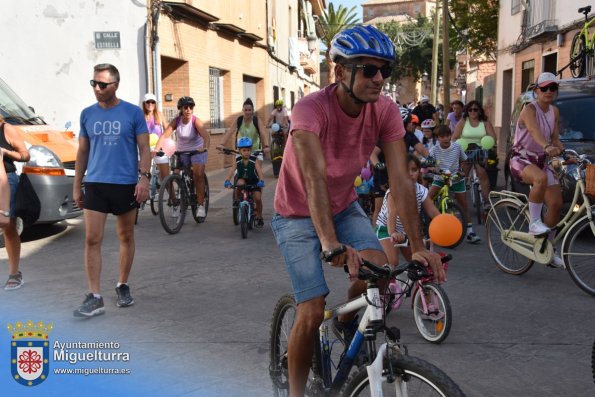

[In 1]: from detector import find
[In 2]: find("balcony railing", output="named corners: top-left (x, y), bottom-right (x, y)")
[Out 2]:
top-left (524, 0), bottom-right (557, 39)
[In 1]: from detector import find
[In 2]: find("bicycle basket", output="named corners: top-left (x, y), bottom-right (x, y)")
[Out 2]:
top-left (169, 154), bottom-right (180, 170)
top-left (586, 164), bottom-right (595, 198)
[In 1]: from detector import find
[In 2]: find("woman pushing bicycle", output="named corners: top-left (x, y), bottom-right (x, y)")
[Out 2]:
top-left (509, 72), bottom-right (564, 267)
top-left (223, 137), bottom-right (265, 227)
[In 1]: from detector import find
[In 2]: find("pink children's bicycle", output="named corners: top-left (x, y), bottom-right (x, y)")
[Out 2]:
top-left (384, 252), bottom-right (452, 344)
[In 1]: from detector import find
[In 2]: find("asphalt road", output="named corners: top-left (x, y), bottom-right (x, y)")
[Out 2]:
top-left (1, 163), bottom-right (594, 396)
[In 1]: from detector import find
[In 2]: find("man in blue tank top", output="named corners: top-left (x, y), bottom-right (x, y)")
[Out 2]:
top-left (73, 63), bottom-right (150, 317)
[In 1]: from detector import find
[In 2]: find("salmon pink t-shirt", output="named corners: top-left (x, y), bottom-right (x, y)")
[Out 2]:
top-left (274, 84), bottom-right (404, 217)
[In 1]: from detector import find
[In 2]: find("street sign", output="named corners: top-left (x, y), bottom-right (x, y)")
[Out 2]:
top-left (94, 32), bottom-right (121, 50)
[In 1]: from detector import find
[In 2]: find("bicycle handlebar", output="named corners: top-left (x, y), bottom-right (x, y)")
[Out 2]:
top-left (356, 254), bottom-right (452, 282)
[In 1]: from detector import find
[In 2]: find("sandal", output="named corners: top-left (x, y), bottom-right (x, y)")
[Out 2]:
top-left (4, 271), bottom-right (23, 291)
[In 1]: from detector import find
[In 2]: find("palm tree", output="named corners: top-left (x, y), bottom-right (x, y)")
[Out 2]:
top-left (319, 2), bottom-right (359, 84)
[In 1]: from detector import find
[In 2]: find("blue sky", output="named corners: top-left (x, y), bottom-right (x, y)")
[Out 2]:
top-left (330, 0), bottom-right (364, 22)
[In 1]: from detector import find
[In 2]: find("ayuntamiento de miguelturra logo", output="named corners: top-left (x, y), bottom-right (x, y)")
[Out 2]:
top-left (7, 320), bottom-right (52, 386)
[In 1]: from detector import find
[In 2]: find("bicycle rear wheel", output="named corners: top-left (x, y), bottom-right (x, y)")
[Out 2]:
top-left (486, 200), bottom-right (534, 275)
top-left (570, 32), bottom-right (587, 78)
top-left (341, 352), bottom-right (465, 397)
top-left (413, 283), bottom-right (452, 344)
top-left (158, 174), bottom-right (187, 234)
top-left (562, 216), bottom-right (595, 297)
top-left (270, 295), bottom-right (295, 397)
top-left (441, 199), bottom-right (466, 248)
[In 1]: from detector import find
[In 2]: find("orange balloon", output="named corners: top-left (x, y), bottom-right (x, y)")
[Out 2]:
top-left (429, 214), bottom-right (463, 247)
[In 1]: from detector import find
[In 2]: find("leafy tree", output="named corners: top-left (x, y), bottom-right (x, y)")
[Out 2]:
top-left (448, 0), bottom-right (499, 60)
top-left (319, 2), bottom-right (359, 83)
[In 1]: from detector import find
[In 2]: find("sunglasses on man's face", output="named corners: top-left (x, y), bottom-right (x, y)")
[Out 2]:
top-left (90, 80), bottom-right (117, 90)
top-left (539, 84), bottom-right (559, 92)
top-left (348, 64), bottom-right (392, 79)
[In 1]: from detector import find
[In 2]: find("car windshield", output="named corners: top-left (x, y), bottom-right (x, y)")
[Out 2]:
top-left (0, 78), bottom-right (43, 125)
top-left (556, 97), bottom-right (595, 141)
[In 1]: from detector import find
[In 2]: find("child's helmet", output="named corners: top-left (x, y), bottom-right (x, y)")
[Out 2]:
top-left (421, 119), bottom-right (436, 129)
top-left (237, 137), bottom-right (253, 149)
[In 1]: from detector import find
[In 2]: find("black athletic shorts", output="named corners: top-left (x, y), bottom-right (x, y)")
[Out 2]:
top-left (83, 183), bottom-right (137, 215)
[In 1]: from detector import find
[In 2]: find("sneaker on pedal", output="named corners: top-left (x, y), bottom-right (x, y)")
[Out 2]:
top-left (172, 206), bottom-right (180, 218)
top-left (548, 251), bottom-right (565, 269)
top-left (197, 205), bottom-right (206, 217)
top-left (73, 293), bottom-right (105, 317)
top-left (466, 232), bottom-right (481, 244)
top-left (529, 219), bottom-right (550, 235)
top-left (115, 284), bottom-right (135, 307)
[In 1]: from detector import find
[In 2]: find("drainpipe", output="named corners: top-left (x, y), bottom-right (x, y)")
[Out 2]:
top-left (150, 0), bottom-right (163, 111)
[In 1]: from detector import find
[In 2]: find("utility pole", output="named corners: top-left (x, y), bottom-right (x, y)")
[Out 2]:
top-left (431, 1), bottom-right (440, 105)
top-left (442, 0), bottom-right (450, 109)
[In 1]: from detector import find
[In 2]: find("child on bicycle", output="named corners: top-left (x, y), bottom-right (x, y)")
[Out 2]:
top-left (428, 125), bottom-right (480, 243)
top-left (376, 154), bottom-right (440, 265)
top-left (224, 137), bottom-right (266, 226)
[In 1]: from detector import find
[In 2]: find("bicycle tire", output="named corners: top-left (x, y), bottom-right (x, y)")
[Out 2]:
top-left (570, 32), bottom-right (587, 78)
top-left (150, 197), bottom-right (159, 216)
top-left (340, 352), bottom-right (465, 397)
top-left (441, 199), bottom-right (466, 248)
top-left (473, 182), bottom-right (482, 225)
top-left (158, 174), bottom-right (187, 234)
top-left (485, 199), bottom-right (534, 275)
top-left (271, 138), bottom-right (283, 178)
top-left (232, 196), bottom-right (240, 226)
top-left (240, 205), bottom-right (249, 239)
top-left (413, 283), bottom-right (452, 344)
top-left (270, 295), bottom-right (296, 397)
top-left (592, 337), bottom-right (595, 384)
top-left (192, 174), bottom-right (209, 223)
top-left (562, 215), bottom-right (595, 297)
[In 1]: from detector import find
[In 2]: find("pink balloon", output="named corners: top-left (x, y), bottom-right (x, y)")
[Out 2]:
top-left (161, 138), bottom-right (176, 157)
top-left (361, 167), bottom-right (372, 181)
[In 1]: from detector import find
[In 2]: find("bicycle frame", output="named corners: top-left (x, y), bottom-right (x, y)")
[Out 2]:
top-left (488, 168), bottom-right (594, 263)
top-left (579, 13), bottom-right (595, 51)
top-left (319, 285), bottom-right (385, 394)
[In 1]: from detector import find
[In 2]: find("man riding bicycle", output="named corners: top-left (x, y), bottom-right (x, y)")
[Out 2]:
top-left (270, 25), bottom-right (445, 397)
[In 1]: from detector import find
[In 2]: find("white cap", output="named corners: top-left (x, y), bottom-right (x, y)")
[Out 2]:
top-left (420, 95), bottom-right (429, 103)
top-left (536, 72), bottom-right (558, 87)
top-left (143, 93), bottom-right (157, 102)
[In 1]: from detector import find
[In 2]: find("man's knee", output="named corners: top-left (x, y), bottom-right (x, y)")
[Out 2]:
top-left (296, 297), bottom-right (325, 331)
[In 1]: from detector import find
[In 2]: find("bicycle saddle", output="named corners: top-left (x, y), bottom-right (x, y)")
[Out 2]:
top-left (579, 6), bottom-right (591, 15)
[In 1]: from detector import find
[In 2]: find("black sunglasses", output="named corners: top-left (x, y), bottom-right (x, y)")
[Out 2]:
top-left (145, 100), bottom-right (156, 104)
top-left (90, 80), bottom-right (117, 89)
top-left (182, 105), bottom-right (194, 110)
top-left (467, 108), bottom-right (480, 112)
top-left (347, 64), bottom-right (392, 79)
top-left (538, 84), bottom-right (558, 92)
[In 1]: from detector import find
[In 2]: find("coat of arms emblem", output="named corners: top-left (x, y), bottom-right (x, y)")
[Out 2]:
top-left (7, 320), bottom-right (53, 386)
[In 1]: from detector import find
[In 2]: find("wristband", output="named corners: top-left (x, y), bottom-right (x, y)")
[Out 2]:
top-left (320, 245), bottom-right (346, 262)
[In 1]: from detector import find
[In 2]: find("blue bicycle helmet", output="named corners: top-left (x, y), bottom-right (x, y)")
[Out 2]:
top-left (330, 25), bottom-right (395, 63)
top-left (237, 137), bottom-right (253, 149)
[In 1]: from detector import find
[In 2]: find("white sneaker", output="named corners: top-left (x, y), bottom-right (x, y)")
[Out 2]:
top-left (529, 219), bottom-right (550, 235)
top-left (548, 252), bottom-right (565, 269)
top-left (197, 205), bottom-right (206, 217)
top-left (172, 206), bottom-right (180, 218)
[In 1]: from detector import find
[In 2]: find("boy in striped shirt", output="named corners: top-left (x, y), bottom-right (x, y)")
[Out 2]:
top-left (428, 125), bottom-right (480, 243)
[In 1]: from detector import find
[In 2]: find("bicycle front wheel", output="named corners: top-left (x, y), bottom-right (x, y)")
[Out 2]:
top-left (271, 138), bottom-right (284, 178)
top-left (562, 216), bottom-right (595, 297)
top-left (269, 295), bottom-right (296, 397)
top-left (240, 204), bottom-right (249, 239)
top-left (158, 174), bottom-right (187, 234)
top-left (473, 182), bottom-right (483, 225)
top-left (570, 32), bottom-right (587, 78)
top-left (341, 353), bottom-right (465, 397)
top-left (486, 200), bottom-right (534, 275)
top-left (413, 283), bottom-right (452, 344)
top-left (441, 199), bottom-right (466, 248)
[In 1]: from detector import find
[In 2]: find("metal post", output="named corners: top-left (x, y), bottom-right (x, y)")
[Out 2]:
top-left (442, 0), bottom-right (450, 109)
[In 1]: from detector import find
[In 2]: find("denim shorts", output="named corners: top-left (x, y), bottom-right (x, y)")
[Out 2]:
top-left (7, 172), bottom-right (18, 217)
top-left (271, 201), bottom-right (383, 304)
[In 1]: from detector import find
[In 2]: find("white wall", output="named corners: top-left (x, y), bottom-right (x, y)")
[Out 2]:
top-left (0, 0), bottom-right (148, 130)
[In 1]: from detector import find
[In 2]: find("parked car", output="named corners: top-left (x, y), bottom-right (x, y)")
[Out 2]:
top-left (504, 77), bottom-right (595, 198)
top-left (0, 77), bottom-right (82, 227)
